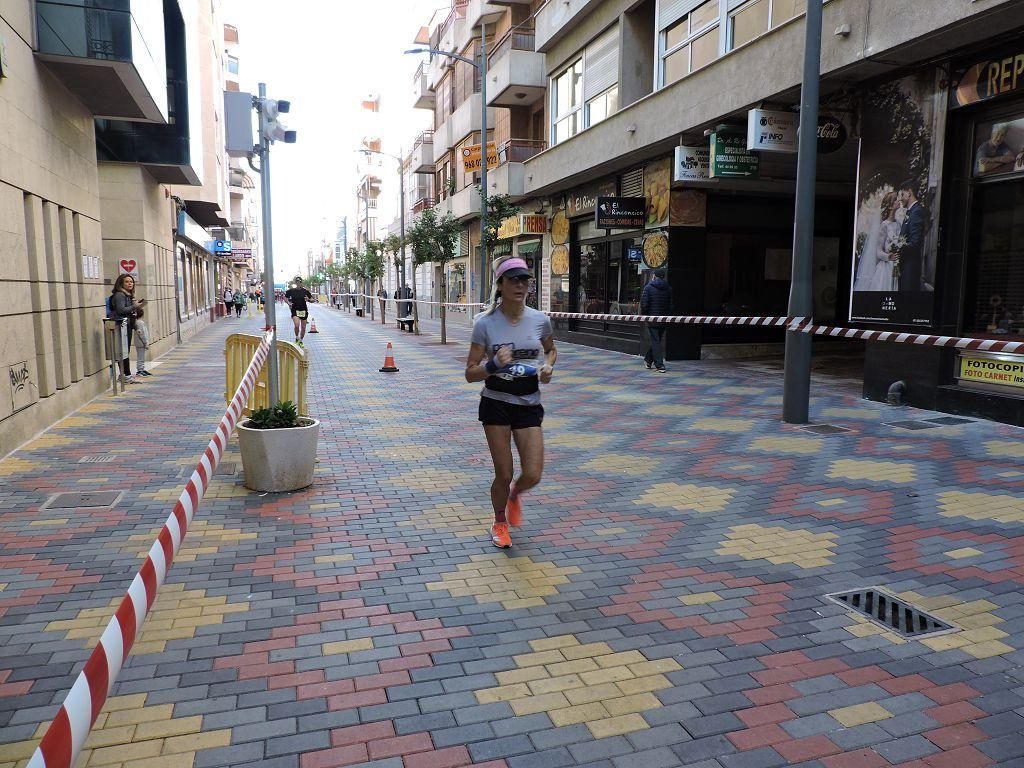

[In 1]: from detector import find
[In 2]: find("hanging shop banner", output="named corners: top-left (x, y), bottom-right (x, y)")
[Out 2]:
top-left (817, 115), bottom-right (848, 154)
top-left (952, 45), bottom-right (1024, 108)
top-left (850, 69), bottom-right (946, 326)
top-left (747, 109), bottom-right (798, 152)
top-left (497, 214), bottom-right (548, 239)
top-left (566, 179), bottom-right (616, 218)
top-left (709, 132), bottom-right (759, 179)
top-left (644, 157), bottom-right (671, 229)
top-left (673, 145), bottom-right (710, 182)
top-left (595, 196), bottom-right (646, 229)
top-left (461, 142), bottom-right (499, 172)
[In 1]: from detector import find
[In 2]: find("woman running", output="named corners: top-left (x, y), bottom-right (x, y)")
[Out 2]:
top-left (466, 257), bottom-right (556, 548)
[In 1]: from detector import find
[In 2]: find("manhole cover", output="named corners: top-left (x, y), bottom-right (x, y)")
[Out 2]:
top-left (44, 491), bottom-right (121, 510)
top-left (884, 420), bottom-right (940, 430)
top-left (799, 424), bottom-right (852, 435)
top-left (78, 454), bottom-right (119, 463)
top-left (827, 587), bottom-right (955, 639)
top-left (924, 416), bottom-right (974, 426)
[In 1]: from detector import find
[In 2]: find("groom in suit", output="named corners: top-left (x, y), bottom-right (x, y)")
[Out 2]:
top-left (896, 180), bottom-right (926, 292)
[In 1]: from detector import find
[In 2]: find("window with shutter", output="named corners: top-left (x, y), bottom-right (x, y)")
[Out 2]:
top-left (583, 26), bottom-right (618, 102)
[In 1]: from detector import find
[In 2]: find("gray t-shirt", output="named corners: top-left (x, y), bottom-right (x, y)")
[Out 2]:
top-left (471, 306), bottom-right (553, 406)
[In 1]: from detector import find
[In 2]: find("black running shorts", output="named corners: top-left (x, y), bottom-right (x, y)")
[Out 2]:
top-left (478, 397), bottom-right (544, 430)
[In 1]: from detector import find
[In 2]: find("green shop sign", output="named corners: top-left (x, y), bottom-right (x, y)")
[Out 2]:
top-left (710, 132), bottom-right (759, 179)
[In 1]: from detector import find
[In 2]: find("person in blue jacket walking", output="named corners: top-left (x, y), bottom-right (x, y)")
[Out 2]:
top-left (640, 268), bottom-right (672, 372)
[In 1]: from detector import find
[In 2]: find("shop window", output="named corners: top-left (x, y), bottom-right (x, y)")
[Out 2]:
top-left (730, 0), bottom-right (768, 48)
top-left (964, 180), bottom-right (1024, 336)
top-left (586, 86), bottom-right (619, 128)
top-left (770, 0), bottom-right (806, 28)
top-left (661, 0), bottom-right (720, 86)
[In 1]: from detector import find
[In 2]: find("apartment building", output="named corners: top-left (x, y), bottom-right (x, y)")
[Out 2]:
top-left (411, 0), bottom-right (1024, 425)
top-left (1, 0), bottom-right (245, 450)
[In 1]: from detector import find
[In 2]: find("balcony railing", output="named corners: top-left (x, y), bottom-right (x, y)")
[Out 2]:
top-left (435, 0), bottom-right (469, 58)
top-left (413, 197), bottom-right (436, 214)
top-left (413, 130), bottom-right (434, 150)
top-left (501, 138), bottom-right (546, 164)
top-left (489, 28), bottom-right (536, 62)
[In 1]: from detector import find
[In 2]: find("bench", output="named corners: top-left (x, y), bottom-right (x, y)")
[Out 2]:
top-left (396, 316), bottom-right (415, 333)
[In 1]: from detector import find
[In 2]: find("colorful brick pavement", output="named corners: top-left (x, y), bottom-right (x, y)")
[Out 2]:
top-left (2, 305), bottom-right (1024, 768)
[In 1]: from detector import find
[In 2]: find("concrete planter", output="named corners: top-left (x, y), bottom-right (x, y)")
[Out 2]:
top-left (237, 418), bottom-right (319, 492)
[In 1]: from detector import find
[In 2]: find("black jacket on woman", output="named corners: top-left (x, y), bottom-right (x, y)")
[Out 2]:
top-left (110, 290), bottom-right (139, 329)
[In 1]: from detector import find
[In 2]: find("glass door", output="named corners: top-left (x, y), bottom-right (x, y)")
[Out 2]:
top-left (963, 179), bottom-right (1024, 337)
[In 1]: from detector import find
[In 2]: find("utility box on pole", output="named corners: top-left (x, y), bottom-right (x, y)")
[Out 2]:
top-left (224, 91), bottom-right (254, 157)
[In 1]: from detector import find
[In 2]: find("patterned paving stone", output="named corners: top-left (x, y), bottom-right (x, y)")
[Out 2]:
top-left (3, 306), bottom-right (1024, 768)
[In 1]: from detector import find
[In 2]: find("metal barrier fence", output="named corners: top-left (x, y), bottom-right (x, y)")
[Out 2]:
top-left (225, 332), bottom-right (309, 416)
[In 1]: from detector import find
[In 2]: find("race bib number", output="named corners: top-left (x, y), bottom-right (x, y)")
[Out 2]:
top-left (296, 310), bottom-right (307, 319)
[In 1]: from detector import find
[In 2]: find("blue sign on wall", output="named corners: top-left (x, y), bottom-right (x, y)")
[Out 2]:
top-left (626, 246), bottom-right (643, 263)
top-left (210, 240), bottom-right (233, 254)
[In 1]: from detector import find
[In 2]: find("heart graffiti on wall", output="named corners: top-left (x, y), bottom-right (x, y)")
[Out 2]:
top-left (119, 259), bottom-right (138, 275)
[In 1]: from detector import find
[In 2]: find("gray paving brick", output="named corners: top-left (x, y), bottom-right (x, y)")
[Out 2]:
top-left (873, 734), bottom-right (941, 763)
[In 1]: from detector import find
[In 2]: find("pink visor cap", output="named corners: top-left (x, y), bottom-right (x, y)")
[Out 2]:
top-left (495, 258), bottom-right (531, 280)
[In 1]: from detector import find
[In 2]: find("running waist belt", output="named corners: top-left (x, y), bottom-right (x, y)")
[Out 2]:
top-left (486, 363), bottom-right (539, 397)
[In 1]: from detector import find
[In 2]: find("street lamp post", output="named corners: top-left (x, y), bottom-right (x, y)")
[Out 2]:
top-left (405, 34), bottom-right (490, 304)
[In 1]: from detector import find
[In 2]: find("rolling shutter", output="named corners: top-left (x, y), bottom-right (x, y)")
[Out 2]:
top-left (583, 26), bottom-right (619, 101)
top-left (621, 168), bottom-right (643, 198)
top-left (658, 0), bottom-right (709, 30)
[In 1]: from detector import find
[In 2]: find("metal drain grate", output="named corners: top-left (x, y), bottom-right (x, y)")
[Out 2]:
top-left (78, 454), bottom-right (119, 463)
top-left (924, 416), bottom-right (974, 426)
top-left (799, 424), bottom-right (853, 435)
top-left (884, 420), bottom-right (940, 431)
top-left (827, 587), bottom-right (955, 638)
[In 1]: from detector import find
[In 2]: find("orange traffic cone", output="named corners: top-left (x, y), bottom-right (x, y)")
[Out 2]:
top-left (308, 318), bottom-right (319, 333)
top-left (379, 342), bottom-right (399, 373)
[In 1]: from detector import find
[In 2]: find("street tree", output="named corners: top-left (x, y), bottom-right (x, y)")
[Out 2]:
top-left (382, 233), bottom-right (404, 303)
top-left (406, 206), bottom-right (461, 342)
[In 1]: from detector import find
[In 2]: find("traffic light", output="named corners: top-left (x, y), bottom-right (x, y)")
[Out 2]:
top-left (262, 98), bottom-right (297, 144)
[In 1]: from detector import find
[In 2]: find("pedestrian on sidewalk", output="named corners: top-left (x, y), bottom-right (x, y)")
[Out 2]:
top-left (377, 287), bottom-right (387, 320)
top-left (233, 288), bottom-right (246, 317)
top-left (465, 256), bottom-right (557, 549)
top-left (641, 268), bottom-right (673, 373)
top-left (285, 278), bottom-right (314, 347)
top-left (134, 307), bottom-right (152, 376)
top-left (221, 286), bottom-right (233, 317)
top-left (110, 274), bottom-right (146, 384)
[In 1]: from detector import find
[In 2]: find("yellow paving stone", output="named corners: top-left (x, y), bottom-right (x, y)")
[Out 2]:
top-left (162, 729), bottom-right (233, 754)
top-left (583, 453), bottom-right (657, 476)
top-left (628, 659), bottom-right (682, 676)
top-left (546, 432), bottom-right (613, 449)
top-left (816, 498), bottom-right (847, 508)
top-left (938, 491), bottom-right (1024, 524)
top-left (0, 456), bottom-right (39, 477)
top-left (528, 674), bottom-right (585, 695)
top-left (105, 704), bottom-right (175, 727)
top-left (549, 702), bottom-right (611, 726)
top-left (959, 627), bottom-right (1009, 643)
top-left (648, 404), bottom-right (702, 416)
top-left (716, 523), bottom-right (837, 569)
top-left (985, 440), bottom-right (1024, 458)
top-left (79, 725), bottom-right (136, 749)
top-left (476, 683), bottom-right (533, 703)
top-left (529, 635), bottom-right (580, 651)
top-left (88, 739), bottom-right (164, 766)
top-left (565, 683), bottom-right (623, 705)
top-left (581, 665), bottom-right (635, 685)
top-left (964, 640), bottom-right (1014, 659)
top-left (680, 592), bottom-right (721, 605)
top-left (389, 467), bottom-right (474, 493)
top-left (495, 666), bottom-right (550, 686)
top-left (604, 692), bottom-right (663, 716)
top-left (749, 435), bottom-right (824, 455)
top-left (616, 674), bottom-right (673, 695)
top-left (945, 547), bottom-right (984, 559)
top-left (691, 417), bottom-right (755, 433)
top-left (634, 482), bottom-right (735, 514)
top-left (595, 650), bottom-right (648, 667)
top-left (561, 642), bottom-right (614, 661)
top-left (513, 649), bottom-right (566, 667)
top-left (829, 702), bottom-right (893, 727)
top-left (595, 527), bottom-right (629, 536)
top-left (509, 692), bottom-right (572, 716)
top-left (546, 658), bottom-right (600, 677)
top-left (828, 458), bottom-right (916, 483)
top-left (323, 637), bottom-right (375, 654)
top-left (133, 716), bottom-right (203, 740)
top-left (426, 553), bottom-right (577, 610)
top-left (588, 714), bottom-right (650, 738)
top-left (920, 634), bottom-right (971, 652)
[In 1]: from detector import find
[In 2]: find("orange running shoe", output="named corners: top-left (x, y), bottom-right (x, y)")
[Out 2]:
top-left (491, 522), bottom-right (512, 549)
top-left (506, 485), bottom-right (522, 528)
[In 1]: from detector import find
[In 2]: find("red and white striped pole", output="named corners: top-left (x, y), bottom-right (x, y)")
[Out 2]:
top-left (27, 330), bottom-right (273, 768)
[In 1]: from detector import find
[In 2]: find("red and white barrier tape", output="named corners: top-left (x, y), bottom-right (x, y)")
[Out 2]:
top-left (547, 312), bottom-right (805, 327)
top-left (27, 330), bottom-right (274, 768)
top-left (792, 322), bottom-right (1024, 354)
top-left (331, 293), bottom-right (485, 309)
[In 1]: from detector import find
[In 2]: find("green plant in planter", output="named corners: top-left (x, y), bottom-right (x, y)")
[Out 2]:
top-left (247, 401), bottom-right (300, 430)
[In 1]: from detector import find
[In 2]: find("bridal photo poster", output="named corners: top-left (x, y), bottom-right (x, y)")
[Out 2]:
top-left (850, 69), bottom-right (947, 326)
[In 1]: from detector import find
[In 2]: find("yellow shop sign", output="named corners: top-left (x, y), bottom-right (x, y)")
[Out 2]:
top-left (958, 353), bottom-right (1024, 389)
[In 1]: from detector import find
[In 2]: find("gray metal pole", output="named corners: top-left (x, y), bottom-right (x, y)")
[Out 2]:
top-left (782, 1), bottom-right (823, 425)
top-left (258, 82), bottom-right (280, 405)
top-left (398, 152), bottom-right (407, 290)
top-left (478, 22), bottom-right (488, 304)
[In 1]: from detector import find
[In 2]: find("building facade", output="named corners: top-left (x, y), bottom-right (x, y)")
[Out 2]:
top-left (408, 0), bottom-right (1024, 426)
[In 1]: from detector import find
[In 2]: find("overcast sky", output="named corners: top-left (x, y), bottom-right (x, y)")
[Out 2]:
top-left (224, 0), bottom-right (439, 280)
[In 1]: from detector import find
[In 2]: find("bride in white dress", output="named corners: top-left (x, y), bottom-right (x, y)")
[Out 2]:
top-left (853, 191), bottom-right (901, 292)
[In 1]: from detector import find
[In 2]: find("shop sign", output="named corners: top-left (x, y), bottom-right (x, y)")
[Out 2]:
top-left (210, 239), bottom-right (232, 254)
top-left (953, 47), bottom-right (1024, 108)
top-left (566, 179), bottom-right (616, 218)
top-left (595, 196), bottom-right (646, 229)
top-left (710, 132), bottom-right (759, 179)
top-left (817, 115), bottom-right (847, 154)
top-left (461, 141), bottom-right (499, 172)
top-left (626, 246), bottom-right (643, 263)
top-left (747, 109), bottom-right (798, 152)
top-left (673, 145), bottom-right (709, 182)
top-left (233, 247), bottom-right (253, 258)
top-left (957, 353), bottom-right (1024, 390)
top-left (496, 214), bottom-right (548, 239)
